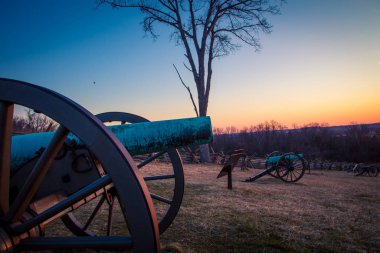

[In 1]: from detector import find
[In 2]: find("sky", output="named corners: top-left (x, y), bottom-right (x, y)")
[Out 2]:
top-left (1, 0), bottom-right (379, 129)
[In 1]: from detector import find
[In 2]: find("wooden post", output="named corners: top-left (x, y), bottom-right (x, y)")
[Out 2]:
top-left (227, 169), bottom-right (232, 190)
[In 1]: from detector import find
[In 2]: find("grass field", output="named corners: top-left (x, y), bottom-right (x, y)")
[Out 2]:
top-left (157, 164), bottom-right (380, 253)
top-left (44, 163), bottom-right (380, 253)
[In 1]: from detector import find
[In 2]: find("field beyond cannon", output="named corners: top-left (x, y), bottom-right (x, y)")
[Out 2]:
top-left (46, 163), bottom-right (379, 253)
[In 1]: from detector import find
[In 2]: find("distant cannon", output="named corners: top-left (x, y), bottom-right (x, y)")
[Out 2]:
top-left (352, 163), bottom-right (379, 177)
top-left (244, 151), bottom-right (306, 183)
top-left (0, 78), bottom-right (212, 253)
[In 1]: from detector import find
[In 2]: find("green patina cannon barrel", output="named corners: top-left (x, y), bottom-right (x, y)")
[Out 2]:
top-left (266, 153), bottom-right (304, 164)
top-left (10, 116), bottom-right (212, 171)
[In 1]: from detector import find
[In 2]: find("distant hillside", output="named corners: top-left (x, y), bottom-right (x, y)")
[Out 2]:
top-left (212, 121), bottom-right (380, 162)
top-left (290, 122), bottom-right (380, 135)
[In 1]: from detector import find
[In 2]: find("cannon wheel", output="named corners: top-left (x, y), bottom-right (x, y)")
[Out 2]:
top-left (369, 166), bottom-right (379, 177)
top-left (265, 151), bottom-right (281, 178)
top-left (275, 153), bottom-right (306, 183)
top-left (353, 164), bottom-right (365, 176)
top-left (0, 78), bottom-right (159, 252)
top-left (62, 112), bottom-right (184, 235)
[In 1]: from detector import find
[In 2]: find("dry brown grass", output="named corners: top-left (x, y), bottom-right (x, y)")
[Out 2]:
top-left (160, 164), bottom-right (380, 253)
top-left (43, 163), bottom-right (380, 253)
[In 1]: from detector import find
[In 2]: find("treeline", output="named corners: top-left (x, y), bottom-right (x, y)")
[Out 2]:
top-left (211, 120), bottom-right (380, 163)
top-left (12, 109), bottom-right (57, 134)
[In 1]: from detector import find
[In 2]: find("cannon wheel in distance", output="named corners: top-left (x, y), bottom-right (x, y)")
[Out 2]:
top-left (0, 78), bottom-right (159, 252)
top-left (368, 166), bottom-right (379, 177)
top-left (275, 153), bottom-right (306, 183)
top-left (265, 151), bottom-right (282, 178)
top-left (62, 112), bottom-right (184, 235)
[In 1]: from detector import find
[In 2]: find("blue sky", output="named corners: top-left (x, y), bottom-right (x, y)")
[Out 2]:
top-left (1, 0), bottom-right (379, 128)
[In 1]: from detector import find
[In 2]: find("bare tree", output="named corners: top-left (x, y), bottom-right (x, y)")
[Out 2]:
top-left (25, 109), bottom-right (57, 132)
top-left (12, 109), bottom-right (57, 134)
top-left (99, 0), bottom-right (284, 161)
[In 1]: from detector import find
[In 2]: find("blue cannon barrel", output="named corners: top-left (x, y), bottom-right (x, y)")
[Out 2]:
top-left (267, 154), bottom-right (303, 164)
top-left (10, 116), bottom-right (212, 171)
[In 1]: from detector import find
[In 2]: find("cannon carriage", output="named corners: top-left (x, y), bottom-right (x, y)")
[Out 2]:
top-left (244, 151), bottom-right (306, 183)
top-left (0, 78), bottom-right (212, 252)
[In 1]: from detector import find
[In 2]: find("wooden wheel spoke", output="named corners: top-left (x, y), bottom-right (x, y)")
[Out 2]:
top-left (295, 165), bottom-right (303, 174)
top-left (10, 175), bottom-right (112, 235)
top-left (6, 126), bottom-right (69, 223)
top-left (144, 174), bottom-right (175, 181)
top-left (279, 167), bottom-right (290, 180)
top-left (84, 194), bottom-right (107, 230)
top-left (18, 236), bottom-right (133, 251)
top-left (279, 167), bottom-right (289, 176)
top-left (107, 199), bottom-right (115, 236)
top-left (0, 102), bottom-right (14, 216)
top-left (137, 150), bottom-right (167, 169)
top-left (291, 169), bottom-right (300, 177)
top-left (291, 161), bottom-right (302, 176)
top-left (150, 193), bottom-right (172, 205)
top-left (281, 169), bottom-right (287, 179)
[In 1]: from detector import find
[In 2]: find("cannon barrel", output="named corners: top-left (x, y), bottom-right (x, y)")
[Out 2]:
top-left (10, 116), bottom-right (212, 171)
top-left (266, 153), bottom-right (303, 164)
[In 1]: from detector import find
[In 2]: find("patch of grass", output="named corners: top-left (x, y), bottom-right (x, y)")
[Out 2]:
top-left (161, 242), bottom-right (186, 253)
top-left (354, 193), bottom-right (378, 203)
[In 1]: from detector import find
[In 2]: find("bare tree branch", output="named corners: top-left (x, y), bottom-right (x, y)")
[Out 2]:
top-left (183, 62), bottom-right (193, 72)
top-left (173, 64), bottom-right (199, 117)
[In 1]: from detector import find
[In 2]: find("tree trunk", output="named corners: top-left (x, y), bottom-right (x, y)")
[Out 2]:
top-left (199, 144), bottom-right (211, 163)
top-left (198, 95), bottom-right (211, 163)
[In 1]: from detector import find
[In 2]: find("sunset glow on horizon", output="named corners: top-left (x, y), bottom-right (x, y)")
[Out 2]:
top-left (1, 0), bottom-right (379, 129)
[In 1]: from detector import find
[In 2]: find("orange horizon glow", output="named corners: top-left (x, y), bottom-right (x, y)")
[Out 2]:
top-left (209, 106), bottom-right (380, 129)
top-left (209, 99), bottom-right (380, 129)
top-left (210, 104), bottom-right (380, 129)
top-left (211, 118), bottom-right (380, 131)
